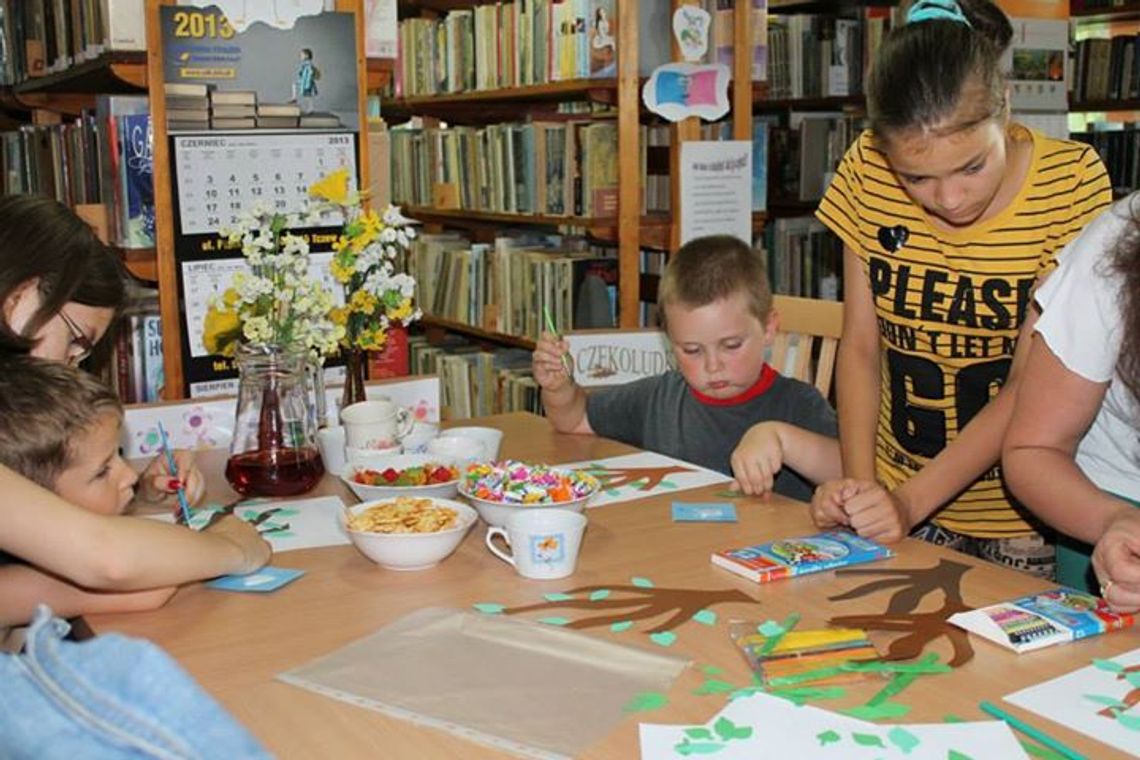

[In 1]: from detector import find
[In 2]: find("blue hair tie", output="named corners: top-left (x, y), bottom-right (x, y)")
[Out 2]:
top-left (906, 0), bottom-right (972, 26)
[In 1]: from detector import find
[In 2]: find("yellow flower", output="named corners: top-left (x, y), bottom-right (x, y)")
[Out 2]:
top-left (330, 256), bottom-right (355, 284)
top-left (332, 235), bottom-right (350, 253)
top-left (349, 290), bottom-right (378, 315)
top-left (309, 168), bottom-right (351, 205)
top-left (329, 306), bottom-right (349, 326)
top-left (222, 287), bottom-right (240, 308)
top-left (202, 306), bottom-right (241, 356)
top-left (360, 326), bottom-right (388, 351)
top-left (389, 298), bottom-right (414, 322)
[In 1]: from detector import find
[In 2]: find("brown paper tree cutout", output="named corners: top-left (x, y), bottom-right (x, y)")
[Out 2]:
top-left (504, 585), bottom-right (755, 633)
top-left (583, 463), bottom-right (699, 491)
top-left (826, 559), bottom-right (976, 667)
top-left (1098, 664), bottom-right (1140, 719)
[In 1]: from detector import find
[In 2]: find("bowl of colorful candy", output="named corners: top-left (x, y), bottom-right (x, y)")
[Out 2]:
top-left (458, 460), bottom-right (600, 527)
top-left (342, 453), bottom-right (462, 501)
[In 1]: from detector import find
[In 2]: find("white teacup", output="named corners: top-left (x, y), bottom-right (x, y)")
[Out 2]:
top-left (438, 426), bottom-right (504, 461)
top-left (402, 421), bottom-right (440, 454)
top-left (426, 435), bottom-right (485, 464)
top-left (316, 426), bottom-right (347, 474)
top-left (341, 399), bottom-right (413, 450)
top-left (485, 509), bottom-right (587, 580)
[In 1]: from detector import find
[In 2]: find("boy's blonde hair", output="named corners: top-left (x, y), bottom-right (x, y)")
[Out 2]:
top-left (657, 235), bottom-right (773, 330)
top-left (0, 354), bottom-right (122, 489)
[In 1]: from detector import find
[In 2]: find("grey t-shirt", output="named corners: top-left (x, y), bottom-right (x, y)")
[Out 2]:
top-left (585, 367), bottom-right (837, 501)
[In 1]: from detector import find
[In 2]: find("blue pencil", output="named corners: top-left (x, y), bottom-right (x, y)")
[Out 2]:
top-left (156, 422), bottom-right (193, 528)
top-left (979, 701), bottom-right (1088, 760)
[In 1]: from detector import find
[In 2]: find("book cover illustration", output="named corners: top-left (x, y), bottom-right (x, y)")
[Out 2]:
top-left (711, 531), bottom-right (893, 583)
top-left (949, 587), bottom-right (1135, 653)
top-left (120, 113), bottom-right (155, 247)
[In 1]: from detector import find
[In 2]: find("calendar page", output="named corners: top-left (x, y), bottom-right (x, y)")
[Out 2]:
top-left (173, 132), bottom-right (356, 235)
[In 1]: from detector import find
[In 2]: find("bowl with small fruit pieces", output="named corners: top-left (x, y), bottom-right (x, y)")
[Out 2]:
top-left (342, 453), bottom-right (462, 501)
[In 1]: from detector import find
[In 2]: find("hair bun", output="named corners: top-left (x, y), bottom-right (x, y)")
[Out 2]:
top-left (958, 0), bottom-right (1013, 51)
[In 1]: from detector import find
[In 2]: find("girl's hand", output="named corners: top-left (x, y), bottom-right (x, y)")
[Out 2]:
top-left (841, 482), bottom-right (910, 544)
top-left (138, 450), bottom-right (206, 507)
top-left (810, 479), bottom-right (857, 528)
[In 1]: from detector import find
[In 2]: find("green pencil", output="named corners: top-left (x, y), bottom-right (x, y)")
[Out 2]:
top-left (542, 305), bottom-right (573, 377)
top-left (979, 701), bottom-right (1087, 760)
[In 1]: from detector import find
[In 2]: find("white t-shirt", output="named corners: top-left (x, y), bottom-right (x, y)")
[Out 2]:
top-left (1034, 194), bottom-right (1140, 500)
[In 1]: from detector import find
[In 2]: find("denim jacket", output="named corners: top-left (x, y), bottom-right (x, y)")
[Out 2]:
top-left (0, 606), bottom-right (270, 759)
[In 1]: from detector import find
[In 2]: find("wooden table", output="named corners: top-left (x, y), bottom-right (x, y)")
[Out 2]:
top-left (94, 412), bottom-right (1140, 759)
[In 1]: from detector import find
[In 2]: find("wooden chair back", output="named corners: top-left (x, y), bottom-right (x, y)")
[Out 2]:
top-left (768, 295), bottom-right (843, 399)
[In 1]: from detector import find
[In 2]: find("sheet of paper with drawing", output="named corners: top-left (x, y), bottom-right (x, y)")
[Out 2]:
top-left (147, 494), bottom-right (350, 552)
top-left (564, 451), bottom-right (731, 508)
top-left (279, 607), bottom-right (689, 760)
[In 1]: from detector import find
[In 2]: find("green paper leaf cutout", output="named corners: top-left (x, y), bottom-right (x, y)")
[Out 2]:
top-left (631, 576), bottom-right (654, 588)
top-left (1020, 740), bottom-right (1069, 760)
top-left (692, 609), bottom-right (718, 626)
top-left (610, 621), bottom-right (634, 632)
top-left (693, 679), bottom-right (736, 696)
top-left (543, 592), bottom-right (574, 602)
top-left (275, 508), bottom-right (300, 517)
top-left (852, 732), bottom-right (886, 749)
top-left (623, 691), bottom-right (669, 712)
top-left (713, 717), bottom-right (752, 741)
top-left (241, 510), bottom-right (259, 520)
top-left (1118, 713), bottom-right (1140, 731)
top-left (701, 664), bottom-right (724, 676)
top-left (844, 701), bottom-right (912, 721)
top-left (472, 603), bottom-right (505, 614)
top-left (660, 480), bottom-right (678, 489)
top-left (589, 589), bottom-right (611, 601)
top-left (1093, 658), bottom-right (1126, 674)
top-left (650, 631), bottom-right (678, 647)
top-left (816, 729), bottom-right (841, 746)
top-left (887, 727), bottom-right (920, 755)
top-left (729, 686), bottom-right (766, 700)
top-left (631, 478), bottom-right (649, 490)
top-left (684, 728), bottom-right (714, 740)
top-left (713, 490), bottom-right (742, 499)
top-left (1126, 671), bottom-right (1140, 689)
top-left (769, 686), bottom-right (847, 705)
top-left (943, 714), bottom-right (966, 723)
top-left (537, 616), bottom-right (570, 626)
top-left (674, 741), bottom-right (725, 756)
top-left (1083, 694), bottom-right (1127, 709)
top-left (606, 488), bottom-right (621, 497)
top-left (757, 620), bottom-right (785, 637)
top-left (948, 751), bottom-right (974, 760)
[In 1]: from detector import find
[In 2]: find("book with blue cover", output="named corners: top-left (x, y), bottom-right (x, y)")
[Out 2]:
top-left (710, 531), bottom-right (892, 583)
top-left (949, 587), bottom-right (1134, 653)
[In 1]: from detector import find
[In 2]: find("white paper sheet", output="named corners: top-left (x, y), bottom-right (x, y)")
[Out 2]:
top-left (147, 494), bottom-right (349, 552)
top-left (1005, 647), bottom-right (1140, 757)
top-left (564, 452), bottom-right (732, 509)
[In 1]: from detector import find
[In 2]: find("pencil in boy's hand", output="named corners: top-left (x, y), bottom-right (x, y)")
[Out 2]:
top-left (542, 305), bottom-right (574, 378)
top-left (156, 422), bottom-right (194, 528)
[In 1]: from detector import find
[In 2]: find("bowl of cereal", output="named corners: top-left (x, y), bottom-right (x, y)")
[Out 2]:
top-left (342, 453), bottom-right (462, 501)
top-left (458, 460), bottom-right (600, 527)
top-left (342, 496), bottom-right (478, 570)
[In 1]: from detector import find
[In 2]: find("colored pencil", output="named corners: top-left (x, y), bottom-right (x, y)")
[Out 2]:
top-left (979, 701), bottom-right (1088, 760)
top-left (156, 422), bottom-right (194, 527)
top-left (542, 305), bottom-right (573, 377)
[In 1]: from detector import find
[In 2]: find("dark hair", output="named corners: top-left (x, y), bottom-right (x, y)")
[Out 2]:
top-left (0, 195), bottom-right (127, 355)
top-left (867, 0), bottom-right (1013, 138)
top-left (302, 48), bottom-right (313, 58)
top-left (1114, 202), bottom-right (1140, 403)
top-left (657, 235), bottom-right (772, 331)
top-left (0, 353), bottom-right (122, 489)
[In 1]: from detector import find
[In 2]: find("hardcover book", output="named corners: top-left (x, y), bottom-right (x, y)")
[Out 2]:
top-left (710, 531), bottom-right (892, 583)
top-left (948, 587), bottom-right (1134, 653)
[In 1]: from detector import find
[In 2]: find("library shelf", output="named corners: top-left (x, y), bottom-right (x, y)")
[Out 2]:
top-left (1069, 99), bottom-right (1140, 113)
top-left (13, 52), bottom-right (147, 95)
top-left (753, 93), bottom-right (866, 112)
top-left (120, 247), bottom-right (158, 283)
top-left (391, 79), bottom-right (618, 108)
top-left (366, 58), bottom-right (395, 91)
top-left (1071, 1), bottom-right (1140, 21)
top-left (769, 0), bottom-right (895, 12)
top-left (420, 315), bottom-right (537, 350)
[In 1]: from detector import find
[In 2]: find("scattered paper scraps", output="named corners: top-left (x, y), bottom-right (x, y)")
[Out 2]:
top-left (673, 502), bottom-right (738, 522)
top-left (207, 566), bottom-right (304, 592)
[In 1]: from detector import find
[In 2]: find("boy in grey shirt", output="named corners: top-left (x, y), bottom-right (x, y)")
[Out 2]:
top-left (534, 235), bottom-right (840, 501)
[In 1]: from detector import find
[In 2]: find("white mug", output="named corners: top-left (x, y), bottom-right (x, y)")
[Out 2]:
top-left (341, 399), bottom-right (413, 450)
top-left (485, 509), bottom-right (587, 580)
top-left (438, 426), bottom-right (504, 461)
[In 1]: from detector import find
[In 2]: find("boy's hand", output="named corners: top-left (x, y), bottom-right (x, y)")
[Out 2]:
top-left (204, 515), bottom-right (272, 574)
top-left (730, 422), bottom-right (784, 496)
top-left (533, 331), bottom-right (574, 394)
top-left (809, 479), bottom-right (857, 529)
top-left (841, 482), bottom-right (910, 543)
top-left (139, 449), bottom-right (207, 506)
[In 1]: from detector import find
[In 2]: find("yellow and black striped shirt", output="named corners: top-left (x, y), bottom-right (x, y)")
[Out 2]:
top-left (817, 125), bottom-right (1112, 538)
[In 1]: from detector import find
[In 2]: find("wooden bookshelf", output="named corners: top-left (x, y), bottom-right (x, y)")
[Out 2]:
top-left (1070, 99), bottom-right (1140, 112)
top-left (404, 206), bottom-right (615, 229)
top-left (769, 0), bottom-right (895, 12)
top-left (754, 94), bottom-right (866, 112)
top-left (1071, 1), bottom-right (1140, 21)
top-left (393, 79), bottom-right (618, 107)
top-left (12, 52), bottom-right (147, 95)
top-left (121, 248), bottom-right (158, 283)
top-left (420, 315), bottom-right (537, 350)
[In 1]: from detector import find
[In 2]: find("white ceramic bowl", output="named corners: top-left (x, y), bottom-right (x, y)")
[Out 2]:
top-left (457, 466), bottom-right (600, 527)
top-left (342, 453), bottom-right (461, 501)
top-left (342, 497), bottom-right (477, 570)
top-left (425, 435), bottom-right (486, 465)
top-left (438, 426), bottom-right (504, 460)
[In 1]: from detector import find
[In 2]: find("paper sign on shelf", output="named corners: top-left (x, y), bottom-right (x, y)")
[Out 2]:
top-left (679, 140), bottom-right (752, 246)
top-left (642, 62), bottom-right (731, 123)
top-left (672, 5), bottom-right (711, 62)
top-left (564, 330), bottom-right (673, 387)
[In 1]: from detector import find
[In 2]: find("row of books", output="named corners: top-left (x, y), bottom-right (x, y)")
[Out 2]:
top-left (1072, 34), bottom-right (1140, 104)
top-left (0, 94), bottom-right (154, 249)
top-left (408, 335), bottom-right (540, 420)
top-left (770, 112), bottom-right (865, 203)
top-left (162, 83), bottom-right (337, 131)
top-left (0, 0), bottom-right (143, 84)
top-left (89, 284), bottom-right (163, 405)
top-left (767, 13), bottom-right (875, 101)
top-left (409, 230), bottom-right (619, 341)
top-left (1072, 126), bottom-right (1140, 194)
top-left (759, 216), bottom-right (842, 301)
top-left (390, 119), bottom-right (618, 218)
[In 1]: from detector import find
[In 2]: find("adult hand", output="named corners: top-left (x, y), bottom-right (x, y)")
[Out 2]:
top-left (730, 422), bottom-right (783, 496)
top-left (204, 515), bottom-right (272, 575)
top-left (138, 449), bottom-right (207, 506)
top-left (532, 331), bottom-right (574, 394)
top-left (841, 482), bottom-right (910, 544)
top-left (1092, 510), bottom-right (1140, 613)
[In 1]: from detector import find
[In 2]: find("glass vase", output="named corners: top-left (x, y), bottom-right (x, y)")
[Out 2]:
top-left (225, 344), bottom-right (325, 497)
top-left (340, 346), bottom-right (368, 411)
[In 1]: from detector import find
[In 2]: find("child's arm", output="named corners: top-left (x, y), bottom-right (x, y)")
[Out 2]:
top-left (1, 464), bottom-right (271, 590)
top-left (730, 422), bottom-right (841, 496)
top-left (136, 448), bottom-right (207, 506)
top-left (1093, 511), bottom-right (1140, 613)
top-left (0, 564), bottom-right (177, 626)
top-left (836, 246), bottom-right (883, 482)
top-left (534, 331), bottom-right (593, 435)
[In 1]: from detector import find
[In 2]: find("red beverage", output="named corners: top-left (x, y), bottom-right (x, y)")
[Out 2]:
top-left (225, 447), bottom-right (325, 497)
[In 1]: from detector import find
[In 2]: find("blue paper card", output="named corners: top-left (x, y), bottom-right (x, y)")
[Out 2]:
top-left (207, 567), bottom-right (304, 593)
top-left (672, 502), bottom-right (737, 522)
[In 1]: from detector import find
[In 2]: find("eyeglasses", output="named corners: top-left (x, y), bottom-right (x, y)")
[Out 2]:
top-left (58, 310), bottom-right (95, 365)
